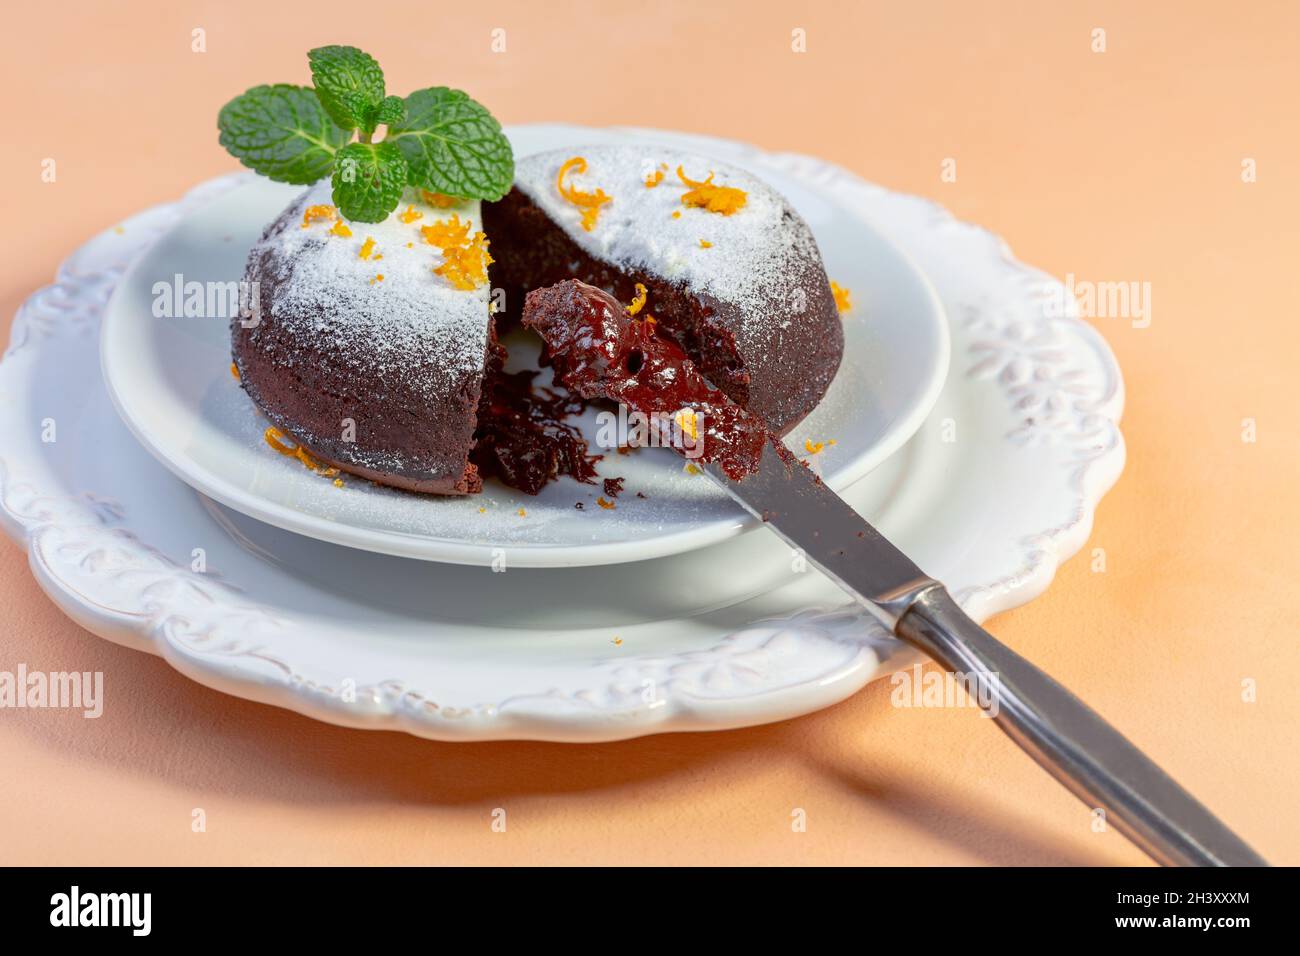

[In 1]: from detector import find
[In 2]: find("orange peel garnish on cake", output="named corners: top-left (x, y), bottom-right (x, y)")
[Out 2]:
top-left (422, 214), bottom-right (493, 291)
top-left (398, 205), bottom-right (423, 224)
top-left (627, 283), bottom-right (649, 316)
top-left (830, 280), bottom-right (852, 314)
top-left (358, 236), bottom-right (377, 260)
top-left (644, 168), bottom-right (665, 188)
top-left (263, 426), bottom-right (340, 478)
top-left (420, 190), bottom-right (460, 208)
top-left (597, 496), bottom-right (616, 510)
top-left (301, 204), bottom-right (336, 228)
top-left (557, 156), bottom-right (612, 231)
top-left (329, 220), bottom-right (352, 238)
top-left (803, 438), bottom-right (837, 455)
top-left (677, 166), bottom-right (747, 215)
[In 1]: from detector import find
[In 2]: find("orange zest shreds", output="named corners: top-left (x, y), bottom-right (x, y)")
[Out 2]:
top-left (113, 225), bottom-right (125, 234)
top-left (398, 205), bottom-right (424, 224)
top-left (263, 427), bottom-right (339, 478)
top-left (556, 156), bottom-right (612, 232)
top-left (644, 314), bottom-right (657, 326)
top-left (229, 362), bottom-right (240, 380)
top-left (830, 280), bottom-right (852, 313)
top-left (597, 496), bottom-right (616, 510)
top-left (612, 636), bottom-right (624, 646)
top-left (332, 477), bottom-right (344, 488)
top-left (358, 236), bottom-right (377, 260)
top-left (406, 241), bottom-right (413, 248)
top-left (517, 507), bottom-right (527, 517)
top-left (301, 204), bottom-right (336, 228)
top-left (677, 165), bottom-right (747, 215)
top-left (671, 210), bottom-right (681, 219)
top-left (434, 231), bottom-right (493, 290)
top-left (699, 239), bottom-right (713, 248)
top-left (329, 219), bottom-right (353, 238)
top-left (370, 274), bottom-right (385, 285)
top-left (478, 506), bottom-right (486, 514)
top-left (644, 168), bottom-right (665, 188)
top-left (675, 409), bottom-right (700, 440)
top-left (804, 438), bottom-right (838, 454)
top-left (373, 253), bottom-right (383, 260)
top-left (684, 462), bottom-right (701, 475)
top-left (627, 283), bottom-right (648, 316)
top-left (420, 214), bottom-right (472, 248)
top-left (420, 190), bottom-right (460, 208)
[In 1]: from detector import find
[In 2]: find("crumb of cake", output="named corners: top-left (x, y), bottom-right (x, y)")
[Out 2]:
top-left (398, 205), bottom-right (423, 224)
top-left (699, 239), bottom-right (712, 248)
top-left (329, 219), bottom-right (352, 238)
top-left (602, 476), bottom-right (625, 499)
top-left (358, 236), bottom-right (376, 260)
top-left (229, 362), bottom-right (240, 380)
top-left (301, 204), bottom-right (335, 228)
top-left (627, 283), bottom-right (648, 316)
top-left (636, 491), bottom-right (646, 499)
top-left (677, 166), bottom-right (747, 215)
top-left (831, 280), bottom-right (852, 313)
top-left (644, 169), bottom-right (664, 188)
top-left (575, 501), bottom-right (585, 510)
top-left (597, 496), bottom-right (615, 510)
top-left (556, 156), bottom-right (612, 232)
top-left (420, 190), bottom-right (459, 208)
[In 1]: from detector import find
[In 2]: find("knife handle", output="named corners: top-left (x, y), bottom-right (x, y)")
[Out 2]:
top-left (895, 586), bottom-right (1267, 867)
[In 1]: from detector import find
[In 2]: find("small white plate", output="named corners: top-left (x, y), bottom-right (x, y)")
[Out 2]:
top-left (0, 134), bottom-right (1123, 742)
top-left (99, 126), bottom-right (949, 567)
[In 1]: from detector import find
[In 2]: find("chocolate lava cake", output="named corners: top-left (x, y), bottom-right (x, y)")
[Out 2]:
top-left (233, 145), bottom-right (844, 495)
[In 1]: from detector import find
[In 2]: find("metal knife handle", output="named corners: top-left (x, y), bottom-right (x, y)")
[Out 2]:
top-left (896, 586), bottom-right (1268, 867)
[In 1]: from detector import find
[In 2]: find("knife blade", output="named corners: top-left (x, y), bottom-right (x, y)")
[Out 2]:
top-left (703, 438), bottom-right (1268, 867)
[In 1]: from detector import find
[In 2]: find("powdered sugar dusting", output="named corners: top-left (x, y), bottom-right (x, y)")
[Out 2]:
top-left (513, 145), bottom-right (827, 352)
top-left (249, 180), bottom-right (490, 385)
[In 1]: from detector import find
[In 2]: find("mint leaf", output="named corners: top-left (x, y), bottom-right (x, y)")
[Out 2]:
top-left (370, 95), bottom-right (407, 129)
top-left (332, 141), bottom-right (408, 222)
top-left (218, 84), bottom-right (350, 184)
top-left (308, 45), bottom-right (385, 132)
top-left (388, 87), bottom-right (514, 201)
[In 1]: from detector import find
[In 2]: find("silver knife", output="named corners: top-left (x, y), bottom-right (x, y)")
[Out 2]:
top-left (703, 439), bottom-right (1267, 867)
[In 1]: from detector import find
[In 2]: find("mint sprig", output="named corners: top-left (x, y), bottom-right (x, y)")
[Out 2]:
top-left (217, 46), bottom-right (513, 224)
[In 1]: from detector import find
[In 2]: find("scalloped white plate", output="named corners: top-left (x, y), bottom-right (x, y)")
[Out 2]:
top-left (98, 126), bottom-right (949, 567)
top-left (0, 125), bottom-right (1123, 742)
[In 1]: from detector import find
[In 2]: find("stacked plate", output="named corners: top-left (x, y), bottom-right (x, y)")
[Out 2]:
top-left (0, 125), bottom-right (1124, 741)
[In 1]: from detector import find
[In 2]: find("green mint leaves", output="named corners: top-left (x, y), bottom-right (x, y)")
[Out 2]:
top-left (388, 88), bottom-right (514, 202)
top-left (332, 142), bottom-right (409, 223)
top-left (307, 46), bottom-right (386, 133)
top-left (217, 46), bottom-right (513, 223)
top-left (217, 85), bottom-right (350, 185)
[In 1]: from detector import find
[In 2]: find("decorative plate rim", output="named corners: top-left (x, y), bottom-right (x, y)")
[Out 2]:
top-left (0, 124), bottom-right (1125, 742)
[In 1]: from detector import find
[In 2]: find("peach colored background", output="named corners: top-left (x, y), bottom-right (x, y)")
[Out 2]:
top-left (1, 0), bottom-right (1297, 865)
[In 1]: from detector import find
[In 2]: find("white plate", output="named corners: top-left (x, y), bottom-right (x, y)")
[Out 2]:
top-left (0, 129), bottom-right (1124, 742)
top-left (99, 125), bottom-right (949, 567)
